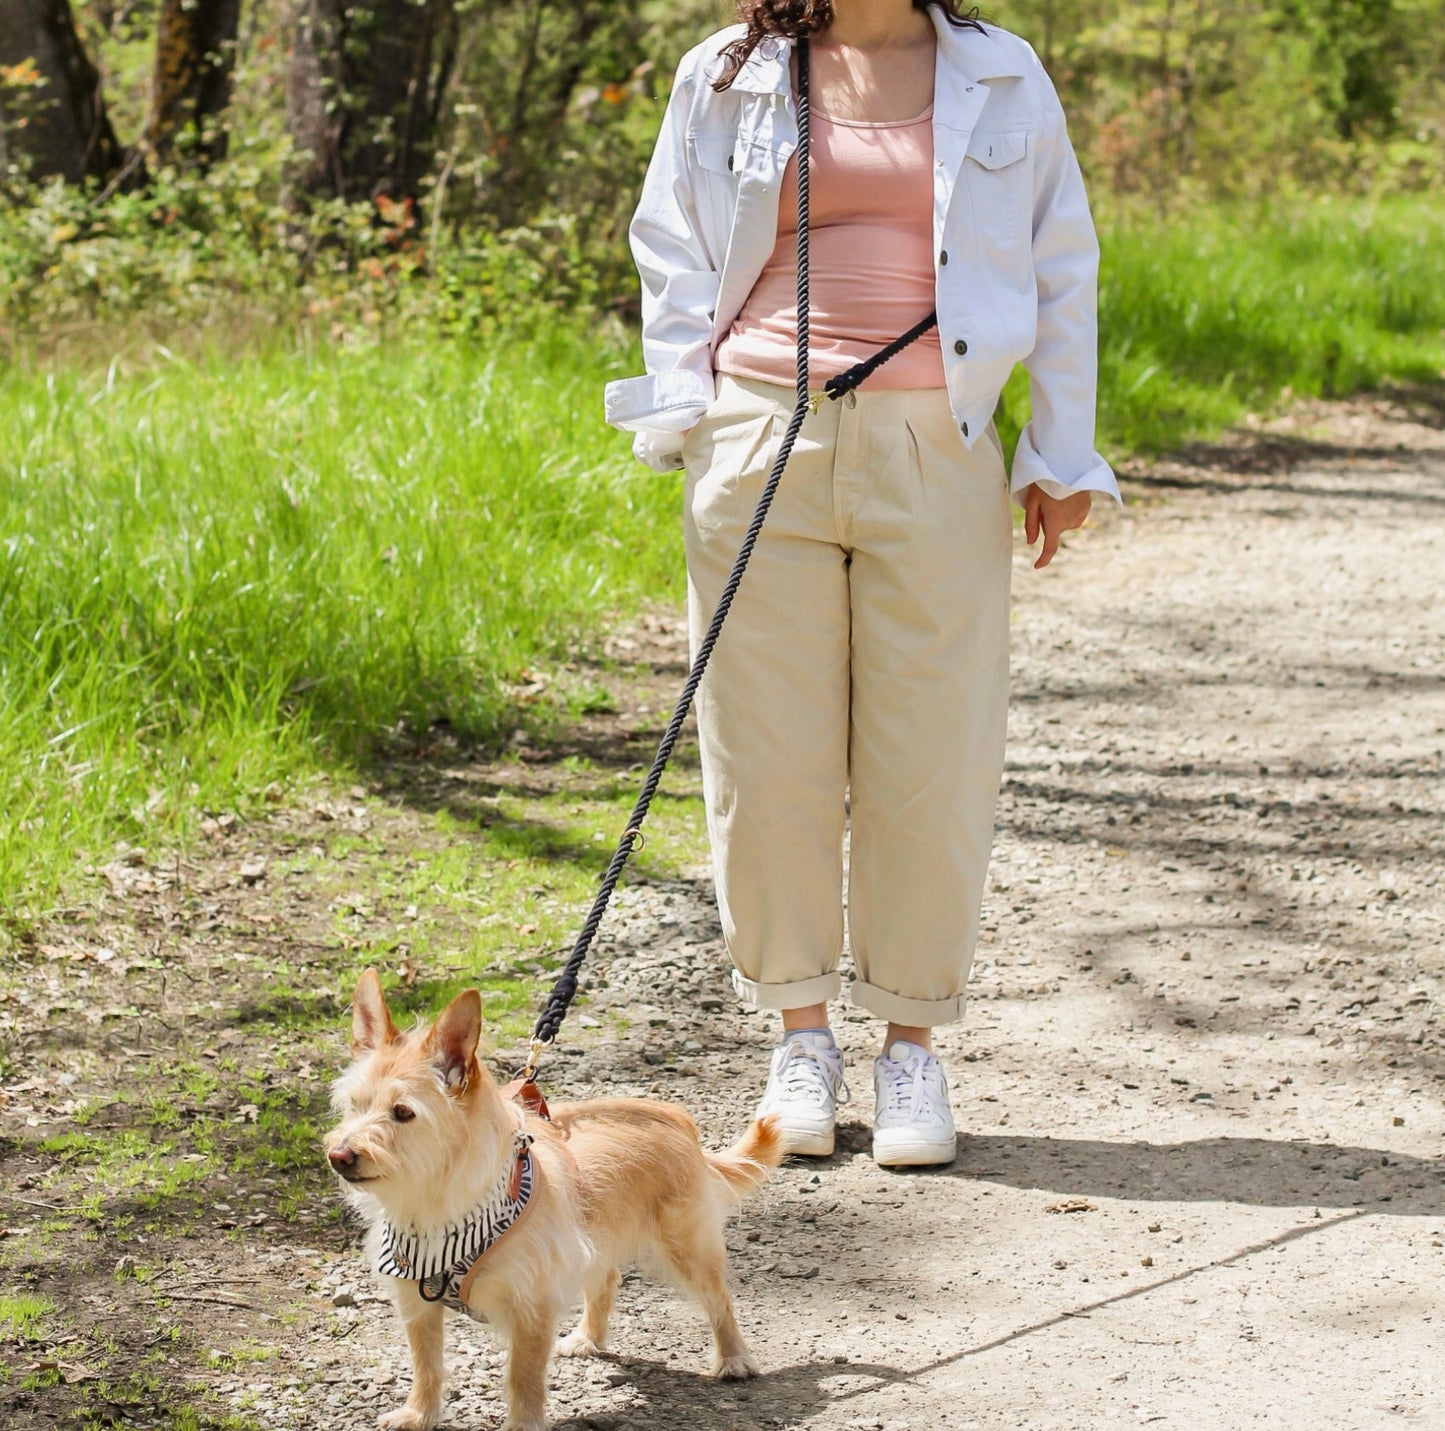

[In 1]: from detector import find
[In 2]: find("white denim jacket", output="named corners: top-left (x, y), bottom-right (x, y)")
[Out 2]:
top-left (603, 13), bottom-right (1119, 505)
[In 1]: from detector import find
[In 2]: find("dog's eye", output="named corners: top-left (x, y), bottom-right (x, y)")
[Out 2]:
top-left (392, 1104), bottom-right (415, 1123)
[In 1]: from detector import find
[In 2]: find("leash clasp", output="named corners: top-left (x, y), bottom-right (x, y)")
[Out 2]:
top-left (521, 1036), bottom-right (548, 1082)
top-left (807, 392), bottom-right (826, 416)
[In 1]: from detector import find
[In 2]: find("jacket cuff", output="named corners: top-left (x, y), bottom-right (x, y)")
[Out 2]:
top-left (1010, 421), bottom-right (1122, 508)
top-left (604, 369), bottom-right (713, 433)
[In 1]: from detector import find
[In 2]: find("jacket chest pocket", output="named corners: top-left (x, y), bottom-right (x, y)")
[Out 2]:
top-left (692, 132), bottom-right (739, 176)
top-left (964, 129), bottom-right (1031, 248)
top-left (689, 131), bottom-right (741, 256)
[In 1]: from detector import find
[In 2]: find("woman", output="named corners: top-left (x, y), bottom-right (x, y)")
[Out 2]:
top-left (605, 0), bottom-right (1119, 1167)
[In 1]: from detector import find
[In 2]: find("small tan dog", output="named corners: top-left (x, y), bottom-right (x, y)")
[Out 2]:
top-left (324, 969), bottom-right (782, 1431)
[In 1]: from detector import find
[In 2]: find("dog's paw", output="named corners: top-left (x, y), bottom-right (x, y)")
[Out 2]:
top-left (378, 1407), bottom-right (440, 1431)
top-left (712, 1352), bottom-right (761, 1381)
top-left (557, 1330), bottom-right (605, 1359)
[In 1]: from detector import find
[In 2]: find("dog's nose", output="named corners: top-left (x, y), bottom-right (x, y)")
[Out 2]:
top-left (328, 1145), bottom-right (358, 1175)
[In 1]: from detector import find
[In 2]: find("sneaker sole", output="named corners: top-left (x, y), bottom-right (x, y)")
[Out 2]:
top-left (872, 1135), bottom-right (956, 1168)
top-left (777, 1126), bottom-right (835, 1158)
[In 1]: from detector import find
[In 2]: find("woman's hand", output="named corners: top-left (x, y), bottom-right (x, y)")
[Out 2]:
top-left (1022, 485), bottom-right (1092, 569)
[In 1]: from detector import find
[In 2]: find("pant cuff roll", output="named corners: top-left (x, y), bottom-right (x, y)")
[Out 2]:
top-left (848, 979), bottom-right (967, 1027)
top-left (730, 968), bottom-right (842, 1013)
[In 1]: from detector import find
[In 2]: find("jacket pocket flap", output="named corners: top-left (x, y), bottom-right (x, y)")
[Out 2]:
top-left (966, 130), bottom-right (1028, 170)
top-left (690, 132), bottom-right (737, 175)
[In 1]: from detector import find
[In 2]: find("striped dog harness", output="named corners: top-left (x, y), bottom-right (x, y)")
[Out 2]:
top-left (375, 1126), bottom-right (535, 1319)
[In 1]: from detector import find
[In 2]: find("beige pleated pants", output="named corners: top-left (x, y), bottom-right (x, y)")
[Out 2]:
top-left (683, 374), bottom-right (1013, 1027)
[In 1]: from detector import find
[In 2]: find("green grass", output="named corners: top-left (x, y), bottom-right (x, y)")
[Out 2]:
top-left (999, 194), bottom-right (1445, 455)
top-left (0, 1290), bottom-right (54, 1339)
top-left (0, 323), bottom-right (679, 922)
top-left (3, 195), bottom-right (1443, 922)
top-left (1100, 195), bottom-right (1445, 449)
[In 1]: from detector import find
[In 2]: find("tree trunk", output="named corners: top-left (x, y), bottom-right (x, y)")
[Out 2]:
top-left (286, 0), bottom-right (456, 207)
top-left (141, 0), bottom-right (243, 167)
top-left (0, 0), bottom-right (121, 184)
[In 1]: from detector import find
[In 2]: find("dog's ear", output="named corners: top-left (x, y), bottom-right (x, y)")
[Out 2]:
top-left (426, 989), bottom-right (483, 1091)
top-left (351, 968), bottom-right (399, 1056)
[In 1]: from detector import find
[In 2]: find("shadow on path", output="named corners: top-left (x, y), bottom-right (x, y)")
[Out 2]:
top-left (820, 1125), bottom-right (1444, 1216)
top-left (955, 1133), bottom-right (1439, 1214)
top-left (558, 1212), bottom-right (1375, 1428)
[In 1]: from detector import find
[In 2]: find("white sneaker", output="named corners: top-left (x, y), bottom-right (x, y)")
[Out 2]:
top-left (872, 1040), bottom-right (956, 1168)
top-left (755, 1030), bottom-right (849, 1157)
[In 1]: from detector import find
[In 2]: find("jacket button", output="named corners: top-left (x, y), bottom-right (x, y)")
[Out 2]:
top-left (939, 249), bottom-right (949, 266)
top-left (727, 154), bottom-right (734, 171)
top-left (953, 339), bottom-right (968, 356)
top-left (961, 422), bottom-right (970, 437)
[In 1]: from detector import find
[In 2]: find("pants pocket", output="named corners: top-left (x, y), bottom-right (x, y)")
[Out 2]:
top-left (684, 397), bottom-right (786, 547)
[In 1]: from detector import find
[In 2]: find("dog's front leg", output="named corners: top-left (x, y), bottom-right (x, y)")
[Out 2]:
top-left (380, 1289), bottom-right (446, 1431)
top-left (500, 1302), bottom-right (559, 1431)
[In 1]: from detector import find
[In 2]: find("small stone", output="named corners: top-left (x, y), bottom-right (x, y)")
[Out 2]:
top-left (332, 1289), bottom-right (358, 1308)
top-left (777, 1260), bottom-right (819, 1279)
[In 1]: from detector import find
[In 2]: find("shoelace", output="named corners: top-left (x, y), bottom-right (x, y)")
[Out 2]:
top-left (777, 1039), bottom-right (852, 1107)
top-left (878, 1053), bottom-right (943, 1121)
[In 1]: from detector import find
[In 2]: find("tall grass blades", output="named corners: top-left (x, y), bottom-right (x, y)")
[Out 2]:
top-left (0, 328), bottom-right (680, 921)
top-left (3, 197), bottom-right (1443, 921)
top-left (1094, 197), bottom-right (1445, 452)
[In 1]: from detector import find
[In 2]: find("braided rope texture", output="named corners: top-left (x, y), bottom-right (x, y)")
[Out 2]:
top-left (530, 41), bottom-right (816, 1052)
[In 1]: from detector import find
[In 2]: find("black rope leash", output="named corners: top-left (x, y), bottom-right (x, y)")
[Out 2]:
top-left (821, 309), bottom-right (938, 405)
top-left (519, 37), bottom-right (935, 1082)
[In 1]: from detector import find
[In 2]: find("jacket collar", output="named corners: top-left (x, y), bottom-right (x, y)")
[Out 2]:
top-left (721, 14), bottom-right (1026, 96)
top-left (721, 34), bottom-right (788, 95)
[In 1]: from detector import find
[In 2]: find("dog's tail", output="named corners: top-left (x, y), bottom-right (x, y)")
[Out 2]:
top-left (707, 1115), bottom-right (785, 1201)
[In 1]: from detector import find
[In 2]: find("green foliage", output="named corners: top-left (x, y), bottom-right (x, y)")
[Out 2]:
top-left (1006, 0), bottom-right (1445, 199)
top-left (0, 156), bottom-right (618, 344)
top-left (3, 0), bottom-right (1442, 346)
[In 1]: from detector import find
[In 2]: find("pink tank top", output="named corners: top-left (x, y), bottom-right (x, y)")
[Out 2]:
top-left (715, 105), bottom-right (944, 390)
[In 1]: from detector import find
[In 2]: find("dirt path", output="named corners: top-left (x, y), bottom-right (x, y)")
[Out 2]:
top-left (4, 396), bottom-right (1443, 1430)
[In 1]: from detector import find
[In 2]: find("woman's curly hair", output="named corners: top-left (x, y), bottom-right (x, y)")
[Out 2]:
top-left (712, 1), bottom-right (984, 91)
